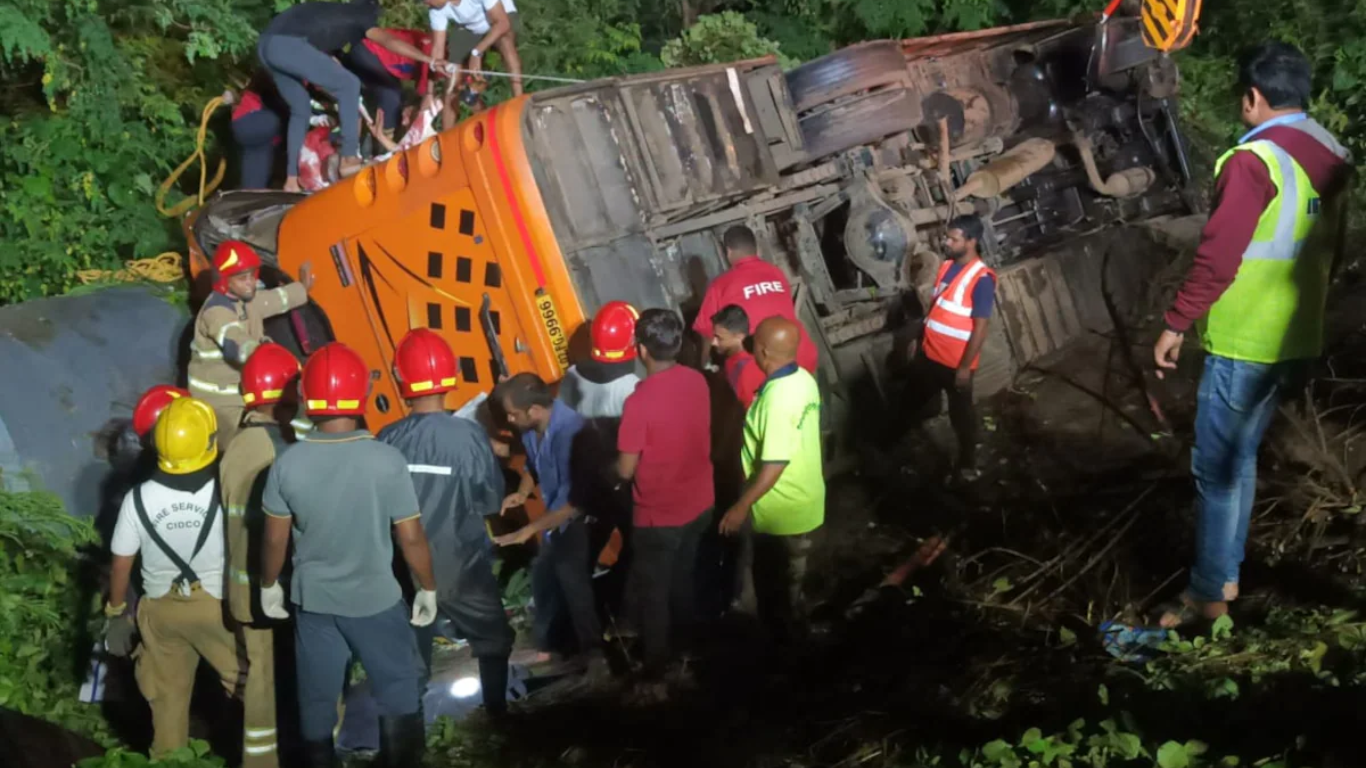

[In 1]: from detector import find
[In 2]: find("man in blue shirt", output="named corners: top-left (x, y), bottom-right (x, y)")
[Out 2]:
top-left (492, 373), bottom-right (605, 670)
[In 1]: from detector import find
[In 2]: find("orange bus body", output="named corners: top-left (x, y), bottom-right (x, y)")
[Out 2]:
top-left (269, 96), bottom-right (582, 433)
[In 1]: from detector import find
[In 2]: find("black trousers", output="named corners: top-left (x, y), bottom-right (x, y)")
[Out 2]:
top-left (531, 520), bottom-right (602, 657)
top-left (231, 110), bottom-right (282, 190)
top-left (342, 43), bottom-right (404, 132)
top-left (628, 509), bottom-right (711, 676)
top-left (908, 354), bottom-right (977, 468)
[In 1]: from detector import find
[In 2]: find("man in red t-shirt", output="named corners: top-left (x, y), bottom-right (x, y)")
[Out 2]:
top-left (711, 304), bottom-right (765, 409)
top-left (693, 225), bottom-right (819, 374)
top-left (616, 309), bottom-right (714, 688)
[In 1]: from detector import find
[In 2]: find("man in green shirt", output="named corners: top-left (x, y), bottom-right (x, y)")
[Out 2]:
top-left (719, 317), bottom-right (824, 641)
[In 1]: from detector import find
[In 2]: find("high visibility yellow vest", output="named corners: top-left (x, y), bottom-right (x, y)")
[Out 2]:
top-left (1200, 139), bottom-right (1332, 363)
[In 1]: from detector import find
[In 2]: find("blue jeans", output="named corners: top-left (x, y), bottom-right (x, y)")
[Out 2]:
top-left (1189, 354), bottom-right (1305, 602)
top-left (294, 601), bottom-right (422, 743)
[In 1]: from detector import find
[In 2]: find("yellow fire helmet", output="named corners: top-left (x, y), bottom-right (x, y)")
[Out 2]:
top-left (153, 396), bottom-right (219, 474)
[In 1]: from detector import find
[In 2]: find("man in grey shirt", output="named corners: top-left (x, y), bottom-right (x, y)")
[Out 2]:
top-left (259, 343), bottom-right (438, 768)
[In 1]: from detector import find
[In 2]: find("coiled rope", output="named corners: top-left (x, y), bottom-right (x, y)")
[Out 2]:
top-left (78, 94), bottom-right (231, 284)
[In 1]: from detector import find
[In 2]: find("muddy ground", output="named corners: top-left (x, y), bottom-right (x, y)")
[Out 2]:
top-left (431, 278), bottom-right (1366, 768)
top-left (87, 265), bottom-right (1366, 768)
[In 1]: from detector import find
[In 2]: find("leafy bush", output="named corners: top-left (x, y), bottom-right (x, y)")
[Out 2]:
top-left (661, 11), bottom-right (792, 68)
top-left (77, 740), bottom-right (225, 768)
top-left (0, 487), bottom-right (106, 740)
top-left (0, 0), bottom-right (269, 305)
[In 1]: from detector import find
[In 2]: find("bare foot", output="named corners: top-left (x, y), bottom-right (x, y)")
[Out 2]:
top-left (338, 157), bottom-right (363, 178)
top-left (283, 177), bottom-right (302, 193)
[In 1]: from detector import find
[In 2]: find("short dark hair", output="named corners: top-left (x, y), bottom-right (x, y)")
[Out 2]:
top-left (711, 304), bottom-right (750, 336)
top-left (634, 308), bottom-right (683, 362)
top-left (1238, 41), bottom-right (1311, 110)
top-left (722, 225), bottom-right (758, 256)
top-left (947, 215), bottom-right (984, 248)
top-left (496, 372), bottom-right (553, 410)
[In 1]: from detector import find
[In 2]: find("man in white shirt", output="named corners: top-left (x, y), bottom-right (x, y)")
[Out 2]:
top-left (104, 397), bottom-right (276, 765)
top-left (425, 0), bottom-right (523, 123)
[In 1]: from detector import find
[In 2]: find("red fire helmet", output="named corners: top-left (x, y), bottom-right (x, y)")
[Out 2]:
top-left (590, 301), bottom-right (640, 363)
top-left (213, 240), bottom-right (262, 294)
top-left (241, 343), bottom-right (301, 407)
top-left (394, 328), bottom-right (458, 399)
top-left (132, 384), bottom-right (189, 438)
top-left (301, 342), bottom-right (370, 417)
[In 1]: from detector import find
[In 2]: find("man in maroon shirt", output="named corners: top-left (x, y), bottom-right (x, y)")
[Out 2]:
top-left (1153, 41), bottom-right (1351, 627)
top-left (711, 304), bottom-right (767, 409)
top-left (693, 225), bottom-right (819, 374)
top-left (616, 309), bottom-right (715, 692)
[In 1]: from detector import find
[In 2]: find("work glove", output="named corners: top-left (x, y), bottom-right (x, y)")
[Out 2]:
top-left (411, 589), bottom-right (438, 627)
top-left (103, 603), bottom-right (138, 658)
top-left (261, 582), bottom-right (289, 620)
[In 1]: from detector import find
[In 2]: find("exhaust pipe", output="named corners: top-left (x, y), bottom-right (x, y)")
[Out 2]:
top-left (953, 138), bottom-right (1057, 200)
top-left (1073, 131), bottom-right (1156, 198)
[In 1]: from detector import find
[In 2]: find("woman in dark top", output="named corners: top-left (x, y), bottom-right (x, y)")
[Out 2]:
top-left (258, 1), bottom-right (442, 192)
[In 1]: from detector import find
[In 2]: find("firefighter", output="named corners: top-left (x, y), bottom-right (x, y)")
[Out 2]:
top-left (189, 240), bottom-right (313, 450)
top-left (216, 343), bottom-right (303, 767)
top-left (133, 385), bottom-right (191, 444)
top-left (258, 342), bottom-right (438, 768)
top-left (105, 397), bottom-right (273, 762)
top-left (376, 328), bottom-right (514, 715)
top-left (102, 384), bottom-right (193, 653)
top-left (559, 301), bottom-right (642, 423)
top-left (557, 301), bottom-right (641, 630)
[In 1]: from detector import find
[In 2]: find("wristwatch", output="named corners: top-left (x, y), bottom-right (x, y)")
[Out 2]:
top-left (470, 48), bottom-right (482, 58)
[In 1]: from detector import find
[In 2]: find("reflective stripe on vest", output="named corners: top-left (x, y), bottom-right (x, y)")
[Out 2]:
top-left (1200, 138), bottom-right (1332, 363)
top-left (923, 258), bottom-right (994, 370)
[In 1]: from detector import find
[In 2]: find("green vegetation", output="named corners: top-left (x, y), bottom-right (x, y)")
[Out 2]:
top-left (0, 486), bottom-right (109, 743)
top-left (3, 0), bottom-right (1362, 303)
top-left (77, 741), bottom-right (225, 768)
top-left (6, 1), bottom-right (1366, 766)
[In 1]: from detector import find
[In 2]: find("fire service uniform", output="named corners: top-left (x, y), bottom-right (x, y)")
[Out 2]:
top-left (217, 343), bottom-right (304, 767)
top-left (189, 240), bottom-right (308, 448)
top-left (378, 328), bottom-right (514, 713)
top-left (107, 397), bottom-right (275, 763)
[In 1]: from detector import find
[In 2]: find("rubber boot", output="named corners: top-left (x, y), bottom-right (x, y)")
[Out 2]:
top-left (478, 655), bottom-right (511, 716)
top-left (301, 740), bottom-right (338, 768)
top-left (377, 712), bottom-right (425, 768)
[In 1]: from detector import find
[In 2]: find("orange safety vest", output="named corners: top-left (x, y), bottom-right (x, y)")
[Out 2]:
top-left (922, 257), bottom-right (995, 370)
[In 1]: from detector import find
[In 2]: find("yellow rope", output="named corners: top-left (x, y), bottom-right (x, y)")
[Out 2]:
top-left (76, 252), bottom-right (185, 285)
top-left (156, 95), bottom-right (228, 218)
top-left (80, 95), bottom-right (229, 285)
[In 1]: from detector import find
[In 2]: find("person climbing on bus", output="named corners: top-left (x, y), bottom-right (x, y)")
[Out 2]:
top-left (258, 342), bottom-right (438, 768)
top-left (106, 396), bottom-right (278, 766)
top-left (343, 28), bottom-right (435, 140)
top-left (189, 240), bottom-right (313, 450)
top-left (377, 328), bottom-right (515, 717)
top-left (423, 0), bottom-right (523, 128)
top-left (217, 344), bottom-right (304, 767)
top-left (257, 1), bottom-right (443, 192)
top-left (693, 225), bottom-right (819, 375)
top-left (230, 73), bottom-right (285, 190)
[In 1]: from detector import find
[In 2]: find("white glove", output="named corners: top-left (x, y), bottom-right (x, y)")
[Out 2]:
top-left (261, 582), bottom-right (289, 620)
top-left (411, 589), bottom-right (438, 627)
